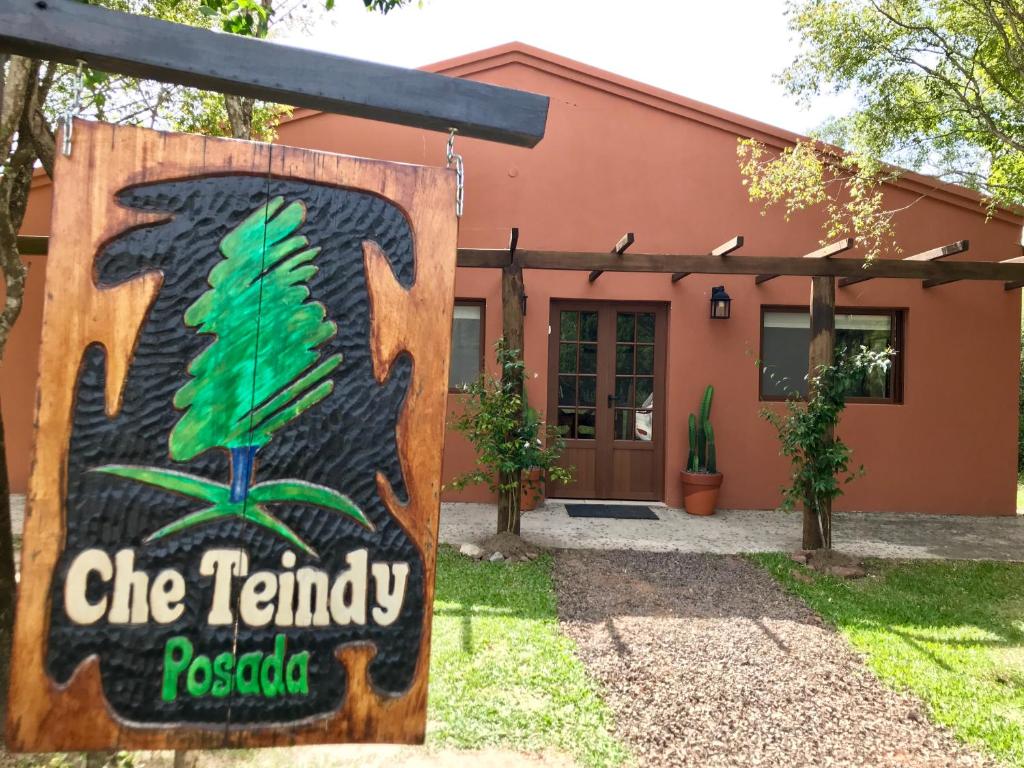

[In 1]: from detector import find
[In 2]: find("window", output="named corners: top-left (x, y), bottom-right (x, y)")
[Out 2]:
top-left (556, 309), bottom-right (599, 439)
top-left (449, 301), bottom-right (484, 391)
top-left (760, 307), bottom-right (903, 402)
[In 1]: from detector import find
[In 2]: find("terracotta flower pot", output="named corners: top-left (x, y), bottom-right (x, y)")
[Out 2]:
top-left (520, 467), bottom-right (543, 512)
top-left (680, 470), bottom-right (723, 516)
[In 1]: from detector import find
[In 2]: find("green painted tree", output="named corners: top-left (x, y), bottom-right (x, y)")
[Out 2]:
top-left (95, 196), bottom-right (372, 557)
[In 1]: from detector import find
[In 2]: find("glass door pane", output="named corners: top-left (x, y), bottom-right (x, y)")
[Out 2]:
top-left (556, 310), bottom-right (598, 440)
top-left (614, 311), bottom-right (655, 441)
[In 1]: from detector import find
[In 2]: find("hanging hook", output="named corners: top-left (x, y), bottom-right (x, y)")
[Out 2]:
top-left (446, 128), bottom-right (464, 218)
top-left (62, 60), bottom-right (86, 157)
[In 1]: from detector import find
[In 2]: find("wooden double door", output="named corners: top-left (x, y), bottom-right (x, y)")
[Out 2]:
top-left (546, 302), bottom-right (667, 501)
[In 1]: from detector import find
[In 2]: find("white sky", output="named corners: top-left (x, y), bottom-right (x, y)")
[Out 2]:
top-left (280, 0), bottom-right (856, 136)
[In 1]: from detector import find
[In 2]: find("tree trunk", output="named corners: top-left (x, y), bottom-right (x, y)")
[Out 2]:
top-left (0, 60), bottom-right (45, 744)
top-left (801, 494), bottom-right (824, 551)
top-left (805, 275), bottom-right (835, 550)
top-left (224, 94), bottom-right (254, 140)
top-left (498, 263), bottom-right (525, 536)
top-left (496, 480), bottom-right (522, 535)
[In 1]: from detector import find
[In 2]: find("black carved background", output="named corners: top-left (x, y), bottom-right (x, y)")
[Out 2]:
top-left (46, 175), bottom-right (424, 727)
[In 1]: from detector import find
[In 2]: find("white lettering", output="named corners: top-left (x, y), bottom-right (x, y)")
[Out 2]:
top-left (239, 571), bottom-right (277, 627)
top-left (108, 549), bottom-right (149, 624)
top-left (150, 569), bottom-right (186, 624)
top-left (329, 549), bottom-right (367, 625)
top-left (64, 549), bottom-right (113, 625)
top-left (371, 562), bottom-right (409, 627)
top-left (200, 549), bottom-right (249, 625)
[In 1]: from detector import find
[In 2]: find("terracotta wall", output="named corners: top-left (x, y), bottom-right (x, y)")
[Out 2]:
top-left (3, 181), bottom-right (51, 498)
top-left (5, 47), bottom-right (1021, 515)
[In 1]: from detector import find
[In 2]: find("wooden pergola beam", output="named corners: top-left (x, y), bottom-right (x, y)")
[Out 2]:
top-left (1000, 256), bottom-right (1024, 290)
top-left (916, 240), bottom-right (972, 289)
top-left (841, 240), bottom-right (969, 288)
top-left (0, 0), bottom-right (549, 147)
top-left (755, 238), bottom-right (854, 285)
top-left (588, 232), bottom-right (634, 282)
top-left (455, 248), bottom-right (1024, 281)
top-left (25, 234), bottom-right (1020, 283)
top-left (671, 235), bottom-right (743, 282)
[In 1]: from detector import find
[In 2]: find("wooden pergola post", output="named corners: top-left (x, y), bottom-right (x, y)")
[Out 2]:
top-left (498, 230), bottom-right (525, 535)
top-left (805, 275), bottom-right (835, 549)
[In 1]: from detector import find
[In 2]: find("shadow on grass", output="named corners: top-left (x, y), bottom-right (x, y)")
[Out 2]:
top-left (752, 553), bottom-right (1024, 767)
top-left (427, 546), bottom-right (628, 768)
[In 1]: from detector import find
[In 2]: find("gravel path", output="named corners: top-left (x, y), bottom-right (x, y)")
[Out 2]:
top-left (553, 550), bottom-right (993, 768)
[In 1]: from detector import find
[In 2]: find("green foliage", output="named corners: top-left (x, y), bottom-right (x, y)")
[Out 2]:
top-left (705, 421), bottom-right (716, 475)
top-left (448, 339), bottom-right (573, 500)
top-left (199, 0), bottom-right (415, 39)
top-left (738, 138), bottom-right (898, 263)
top-left (761, 346), bottom-right (892, 548)
top-left (753, 553), bottom-right (1024, 767)
top-left (686, 385), bottom-right (718, 473)
top-left (171, 88), bottom-right (287, 142)
top-left (362, 0), bottom-right (415, 11)
top-left (740, 0), bottom-right (1024, 260)
top-left (687, 413), bottom-right (697, 471)
top-left (429, 546), bottom-right (629, 767)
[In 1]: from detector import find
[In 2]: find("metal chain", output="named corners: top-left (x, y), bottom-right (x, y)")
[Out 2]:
top-left (61, 60), bottom-right (86, 157)
top-left (446, 128), bottom-right (464, 218)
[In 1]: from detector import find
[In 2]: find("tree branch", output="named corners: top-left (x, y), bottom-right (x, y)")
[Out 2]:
top-left (0, 56), bottom-right (32, 165)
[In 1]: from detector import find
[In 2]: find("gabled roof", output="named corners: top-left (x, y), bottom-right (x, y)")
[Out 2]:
top-left (286, 41), bottom-right (1021, 224)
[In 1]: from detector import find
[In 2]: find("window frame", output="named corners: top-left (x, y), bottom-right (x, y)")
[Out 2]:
top-left (758, 304), bottom-right (905, 405)
top-left (448, 298), bottom-right (486, 393)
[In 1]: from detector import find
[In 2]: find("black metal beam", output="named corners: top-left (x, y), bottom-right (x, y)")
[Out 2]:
top-left (16, 235), bottom-right (47, 255)
top-left (0, 0), bottom-right (549, 147)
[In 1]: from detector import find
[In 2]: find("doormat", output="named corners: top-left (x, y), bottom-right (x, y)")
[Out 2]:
top-left (565, 504), bottom-right (659, 520)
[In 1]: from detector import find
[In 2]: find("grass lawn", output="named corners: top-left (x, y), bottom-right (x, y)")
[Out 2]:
top-left (753, 554), bottom-right (1024, 767)
top-left (4, 547), bottom-right (626, 768)
top-left (427, 546), bottom-right (627, 767)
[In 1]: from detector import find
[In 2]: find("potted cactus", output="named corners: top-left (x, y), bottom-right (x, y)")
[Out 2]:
top-left (681, 384), bottom-right (723, 516)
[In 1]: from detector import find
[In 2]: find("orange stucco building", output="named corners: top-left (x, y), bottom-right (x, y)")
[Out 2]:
top-left (6, 43), bottom-right (1023, 515)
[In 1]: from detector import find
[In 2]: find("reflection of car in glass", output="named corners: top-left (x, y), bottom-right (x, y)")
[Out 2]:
top-left (634, 393), bottom-right (653, 441)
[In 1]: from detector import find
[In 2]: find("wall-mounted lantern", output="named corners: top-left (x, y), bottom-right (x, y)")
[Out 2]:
top-left (710, 285), bottom-right (731, 319)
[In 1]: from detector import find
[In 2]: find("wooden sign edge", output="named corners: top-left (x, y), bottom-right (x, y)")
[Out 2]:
top-left (6, 119), bottom-right (458, 751)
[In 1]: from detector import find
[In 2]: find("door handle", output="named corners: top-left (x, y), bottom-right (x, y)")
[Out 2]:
top-left (607, 394), bottom-right (617, 408)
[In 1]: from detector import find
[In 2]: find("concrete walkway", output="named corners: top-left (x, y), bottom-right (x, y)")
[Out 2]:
top-left (441, 501), bottom-right (1024, 561)
top-left (12, 495), bottom-right (1024, 561)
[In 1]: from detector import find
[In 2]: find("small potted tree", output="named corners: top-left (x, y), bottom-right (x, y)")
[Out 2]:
top-left (449, 339), bottom-right (573, 534)
top-left (519, 405), bottom-right (547, 511)
top-left (680, 385), bottom-right (722, 516)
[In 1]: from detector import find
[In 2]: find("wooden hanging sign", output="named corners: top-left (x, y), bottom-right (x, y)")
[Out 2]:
top-left (7, 120), bottom-right (458, 751)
